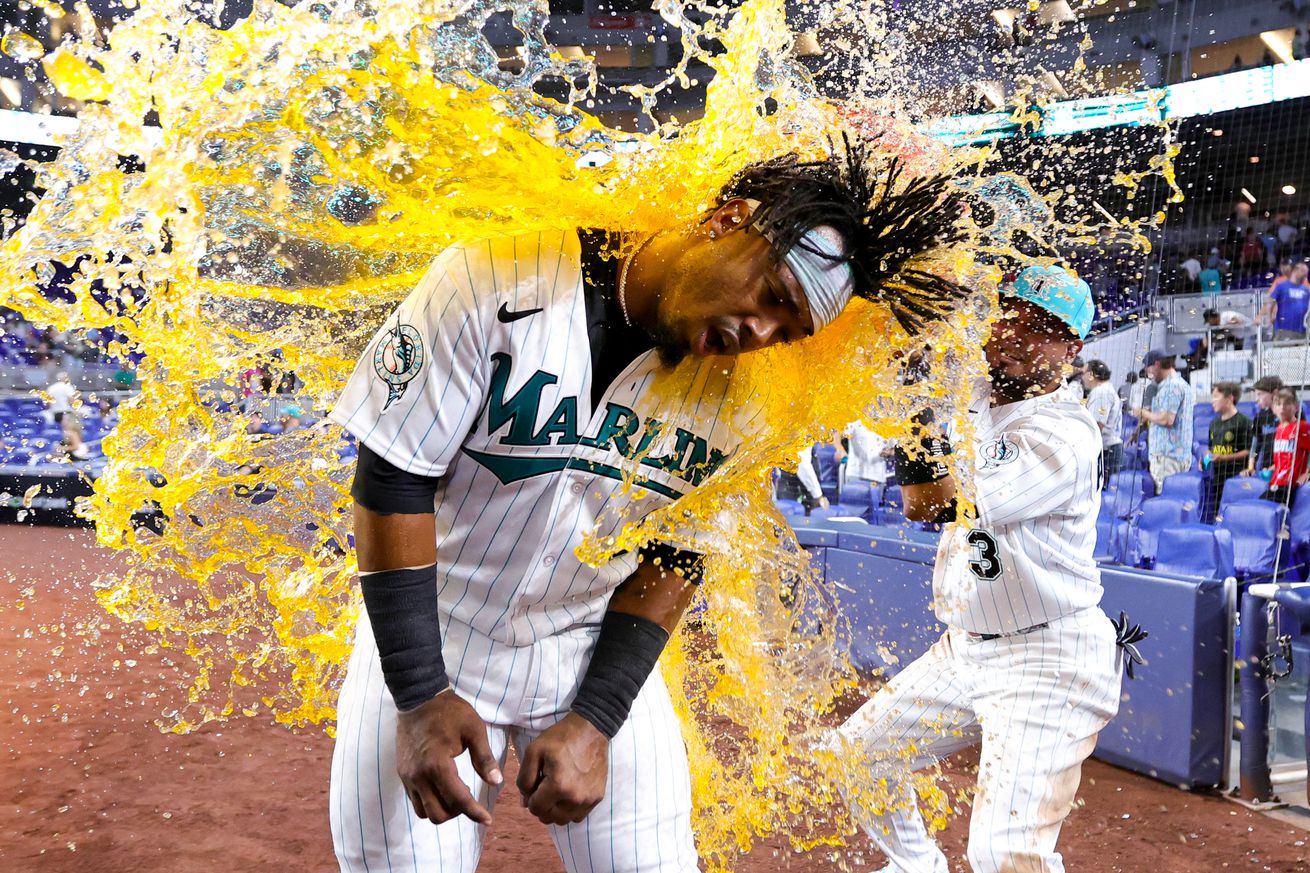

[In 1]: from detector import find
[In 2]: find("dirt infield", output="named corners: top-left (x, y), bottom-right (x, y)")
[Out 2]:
top-left (1, 524), bottom-right (1306, 872)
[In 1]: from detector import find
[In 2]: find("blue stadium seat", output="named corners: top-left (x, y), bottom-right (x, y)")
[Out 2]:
top-left (808, 505), bottom-right (873, 524)
top-left (1287, 484), bottom-right (1310, 580)
top-left (1095, 517), bottom-right (1117, 561)
top-left (774, 499), bottom-right (806, 517)
top-left (837, 479), bottom-right (877, 512)
top-left (1219, 501), bottom-right (1288, 580)
top-left (813, 443), bottom-right (840, 502)
top-left (1153, 524), bottom-right (1236, 579)
top-left (871, 484), bottom-right (906, 526)
top-left (1217, 476), bottom-right (1267, 516)
top-left (1124, 497), bottom-right (1191, 568)
top-left (1237, 401), bottom-right (1257, 421)
top-left (1105, 470), bottom-right (1153, 518)
top-left (1159, 471), bottom-right (1206, 520)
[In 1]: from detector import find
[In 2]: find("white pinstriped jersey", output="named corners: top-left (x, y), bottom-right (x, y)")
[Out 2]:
top-left (932, 385), bottom-right (1104, 634)
top-left (329, 231), bottom-right (761, 647)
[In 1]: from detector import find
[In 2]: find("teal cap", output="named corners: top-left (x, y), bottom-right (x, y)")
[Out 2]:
top-left (1003, 265), bottom-right (1095, 340)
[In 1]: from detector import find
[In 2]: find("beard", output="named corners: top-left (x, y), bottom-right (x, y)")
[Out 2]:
top-left (648, 319), bottom-right (688, 368)
top-left (988, 364), bottom-right (1054, 404)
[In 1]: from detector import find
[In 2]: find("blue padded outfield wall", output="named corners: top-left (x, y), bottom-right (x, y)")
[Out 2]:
top-left (795, 519), bottom-right (1234, 788)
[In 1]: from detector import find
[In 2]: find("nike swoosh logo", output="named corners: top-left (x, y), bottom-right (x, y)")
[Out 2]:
top-left (497, 303), bottom-right (544, 323)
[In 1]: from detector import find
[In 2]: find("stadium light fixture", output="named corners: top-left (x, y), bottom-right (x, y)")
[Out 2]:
top-left (1241, 188), bottom-right (1257, 204)
top-left (1283, 185), bottom-right (1297, 195)
top-left (1261, 30), bottom-right (1295, 65)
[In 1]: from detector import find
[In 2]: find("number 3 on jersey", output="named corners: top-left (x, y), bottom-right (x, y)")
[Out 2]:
top-left (966, 529), bottom-right (1003, 580)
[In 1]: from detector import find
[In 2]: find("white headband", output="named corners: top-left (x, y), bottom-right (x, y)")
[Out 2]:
top-left (744, 200), bottom-right (854, 332)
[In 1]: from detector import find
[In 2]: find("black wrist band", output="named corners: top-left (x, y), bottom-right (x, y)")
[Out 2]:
top-left (894, 433), bottom-right (952, 486)
top-left (359, 565), bottom-right (449, 711)
top-left (571, 611), bottom-right (670, 739)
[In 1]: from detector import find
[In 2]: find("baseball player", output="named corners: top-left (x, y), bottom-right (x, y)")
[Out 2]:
top-left (837, 266), bottom-right (1130, 873)
top-left (327, 142), bottom-right (969, 873)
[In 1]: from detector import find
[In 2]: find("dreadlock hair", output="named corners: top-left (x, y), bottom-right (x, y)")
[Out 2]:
top-left (718, 133), bottom-right (969, 335)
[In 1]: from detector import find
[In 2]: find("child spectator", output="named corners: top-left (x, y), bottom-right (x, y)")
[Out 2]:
top-left (1244, 375), bottom-right (1285, 478)
top-left (1205, 382), bottom-right (1251, 516)
top-left (1262, 388), bottom-right (1310, 504)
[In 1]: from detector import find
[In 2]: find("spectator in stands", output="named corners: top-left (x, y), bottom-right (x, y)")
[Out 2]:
top-left (1240, 228), bottom-right (1264, 278)
top-left (1082, 359), bottom-right (1122, 486)
top-left (44, 371), bottom-right (78, 424)
top-left (795, 445), bottom-right (828, 511)
top-left (1264, 261), bottom-right (1310, 340)
top-left (1198, 260), bottom-right (1223, 296)
top-left (57, 414), bottom-right (90, 461)
top-left (112, 363), bottom-right (137, 390)
top-left (1063, 356), bottom-right (1085, 401)
top-left (1244, 375), bottom-right (1285, 479)
top-left (1118, 371), bottom-right (1137, 410)
top-left (245, 411), bottom-right (266, 435)
top-left (1134, 350), bottom-right (1194, 493)
top-left (94, 396), bottom-right (118, 426)
top-left (1201, 307), bottom-right (1253, 350)
top-left (1179, 253), bottom-right (1202, 292)
top-left (842, 421), bottom-right (893, 490)
top-left (1205, 382), bottom-right (1251, 515)
top-left (1262, 388), bottom-right (1310, 504)
top-left (278, 406), bottom-right (304, 432)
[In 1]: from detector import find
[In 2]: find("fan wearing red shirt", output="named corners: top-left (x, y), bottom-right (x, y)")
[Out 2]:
top-left (1263, 388), bottom-right (1310, 503)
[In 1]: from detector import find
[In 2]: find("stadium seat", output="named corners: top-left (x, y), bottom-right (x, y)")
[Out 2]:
top-left (1104, 469), bottom-right (1153, 518)
top-left (1153, 524), bottom-right (1236, 579)
top-left (1159, 471), bottom-right (1207, 520)
top-left (832, 480), bottom-right (881, 522)
top-left (1237, 401), bottom-right (1257, 421)
top-left (1122, 497), bottom-right (1191, 568)
top-left (1286, 484), bottom-right (1310, 580)
top-left (1220, 501), bottom-right (1288, 580)
top-left (774, 499), bottom-right (806, 518)
top-left (1094, 516), bottom-right (1116, 561)
top-left (869, 484), bottom-right (906, 526)
top-left (1217, 476), bottom-right (1267, 516)
top-left (808, 505), bottom-right (872, 524)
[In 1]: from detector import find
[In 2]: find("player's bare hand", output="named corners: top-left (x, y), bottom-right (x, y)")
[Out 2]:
top-left (395, 690), bottom-right (503, 826)
top-left (516, 713), bottom-right (609, 826)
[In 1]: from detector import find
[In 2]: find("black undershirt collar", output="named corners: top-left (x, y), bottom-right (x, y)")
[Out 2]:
top-left (577, 229), bottom-right (656, 411)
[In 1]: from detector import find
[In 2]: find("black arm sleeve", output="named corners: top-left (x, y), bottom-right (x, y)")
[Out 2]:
top-left (570, 611), bottom-right (671, 739)
top-left (359, 565), bottom-right (450, 711)
top-left (351, 443), bottom-right (442, 515)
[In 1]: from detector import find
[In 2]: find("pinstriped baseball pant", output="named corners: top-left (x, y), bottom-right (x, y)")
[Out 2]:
top-left (837, 609), bottom-right (1121, 873)
top-left (331, 615), bottom-right (698, 872)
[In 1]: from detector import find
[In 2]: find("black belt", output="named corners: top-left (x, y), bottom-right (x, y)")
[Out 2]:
top-left (968, 622), bottom-right (1049, 641)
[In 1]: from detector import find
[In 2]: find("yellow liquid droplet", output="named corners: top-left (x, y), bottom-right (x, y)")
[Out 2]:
top-left (42, 47), bottom-right (111, 102)
top-left (1, 31), bottom-right (46, 63)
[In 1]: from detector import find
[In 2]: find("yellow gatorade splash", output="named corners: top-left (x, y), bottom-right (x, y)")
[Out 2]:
top-left (0, 0), bottom-right (1173, 867)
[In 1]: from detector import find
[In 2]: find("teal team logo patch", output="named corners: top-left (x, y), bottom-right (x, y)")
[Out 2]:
top-left (980, 436), bottom-right (1019, 468)
top-left (374, 323), bottom-right (424, 411)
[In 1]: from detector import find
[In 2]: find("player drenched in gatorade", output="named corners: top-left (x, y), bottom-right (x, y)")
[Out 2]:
top-left (838, 266), bottom-right (1138, 873)
top-left (327, 139), bottom-right (969, 873)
